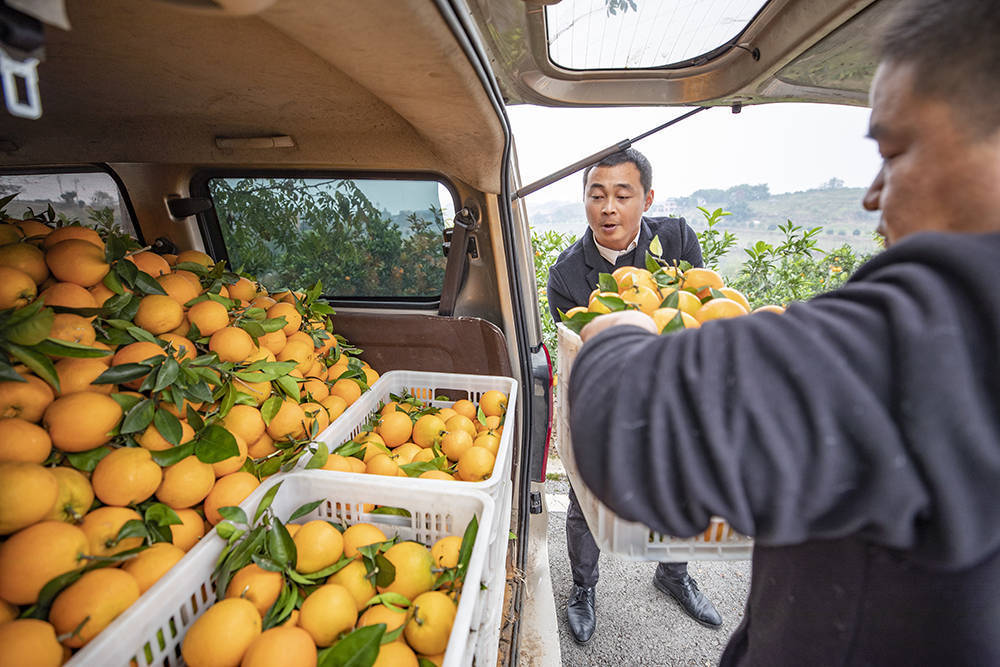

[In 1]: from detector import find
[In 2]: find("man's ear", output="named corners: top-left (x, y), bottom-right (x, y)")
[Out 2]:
top-left (643, 188), bottom-right (654, 211)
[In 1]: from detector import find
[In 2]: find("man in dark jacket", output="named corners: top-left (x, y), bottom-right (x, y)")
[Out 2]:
top-left (547, 148), bottom-right (722, 645)
top-left (569, 1), bottom-right (1000, 664)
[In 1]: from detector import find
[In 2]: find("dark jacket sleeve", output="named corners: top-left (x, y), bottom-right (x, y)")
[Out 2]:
top-left (546, 263), bottom-right (577, 325)
top-left (568, 231), bottom-right (1000, 570)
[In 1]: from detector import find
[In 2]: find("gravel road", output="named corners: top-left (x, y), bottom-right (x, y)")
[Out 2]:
top-left (544, 471), bottom-right (752, 666)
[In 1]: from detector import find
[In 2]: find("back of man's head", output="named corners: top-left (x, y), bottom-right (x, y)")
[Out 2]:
top-left (880, 0), bottom-right (1000, 135)
top-left (582, 148), bottom-right (652, 196)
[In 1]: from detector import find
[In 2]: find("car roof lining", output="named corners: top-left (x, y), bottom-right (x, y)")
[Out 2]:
top-left (0, 0), bottom-right (506, 194)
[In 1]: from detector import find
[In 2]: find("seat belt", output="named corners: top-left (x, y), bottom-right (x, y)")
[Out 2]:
top-left (439, 207), bottom-right (478, 316)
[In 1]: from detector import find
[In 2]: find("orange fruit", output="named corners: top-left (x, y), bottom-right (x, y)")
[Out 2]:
top-left (456, 446), bottom-right (495, 482)
top-left (40, 281), bottom-right (98, 310)
top-left (377, 410), bottom-right (413, 447)
top-left (412, 448), bottom-right (437, 464)
top-left (0, 223), bottom-right (22, 244)
top-left (431, 536), bottom-right (462, 569)
top-left (298, 584), bottom-right (357, 647)
top-left (43, 391), bottom-right (123, 452)
top-left (342, 523), bottom-right (387, 559)
top-left (222, 404), bottom-right (266, 444)
top-left (328, 559), bottom-right (375, 612)
top-left (258, 329), bottom-right (287, 355)
top-left (440, 429), bottom-right (473, 462)
top-left (50, 567), bottom-right (140, 648)
top-left (112, 341), bottom-right (166, 389)
top-left (45, 466), bottom-right (94, 523)
top-left (473, 432), bottom-right (500, 457)
top-left (0, 462), bottom-right (58, 534)
top-left (156, 454), bottom-right (216, 509)
top-left (404, 590), bottom-right (456, 655)
top-left (175, 249), bottom-right (214, 266)
top-left (227, 277), bottom-right (257, 302)
top-left (250, 295), bottom-right (276, 309)
top-left (0, 266), bottom-right (37, 308)
top-left (241, 626), bottom-right (317, 667)
top-left (293, 520), bottom-right (344, 574)
top-left (412, 414), bottom-right (447, 448)
top-left (373, 642), bottom-right (418, 667)
top-left (444, 415), bottom-right (477, 440)
top-left (681, 267), bottom-right (725, 298)
top-left (301, 376), bottom-right (329, 401)
top-left (753, 304), bottom-right (786, 315)
top-left (392, 442), bottom-right (422, 465)
top-left (209, 326), bottom-right (255, 363)
top-left (89, 281), bottom-right (120, 306)
top-left (42, 225), bottom-right (103, 250)
top-left (247, 432), bottom-right (277, 459)
top-left (134, 294), bottom-right (184, 334)
top-left (0, 374), bottom-right (54, 422)
top-left (53, 357), bottom-right (114, 396)
top-left (366, 453), bottom-right (401, 477)
top-left (479, 390), bottom-right (507, 417)
top-left (0, 520), bottom-right (88, 604)
top-left (419, 470), bottom-right (455, 481)
top-left (212, 432), bottom-right (248, 477)
top-left (719, 286), bottom-right (752, 312)
top-left (0, 416), bottom-right (51, 463)
top-left (45, 239), bottom-right (109, 287)
top-left (694, 297), bottom-right (748, 323)
top-left (0, 242), bottom-right (48, 284)
top-left (225, 563), bottom-right (284, 617)
top-left (187, 299), bottom-right (230, 336)
top-left (49, 312), bottom-right (96, 345)
top-left (357, 603), bottom-right (407, 640)
top-left (126, 250), bottom-right (171, 277)
top-left (377, 541), bottom-right (435, 601)
top-left (121, 541), bottom-right (185, 593)
top-left (329, 378), bottom-right (362, 406)
top-left (158, 333), bottom-right (197, 361)
top-left (170, 507), bottom-right (206, 551)
top-left (0, 619), bottom-right (64, 665)
top-left (300, 401), bottom-right (330, 435)
top-left (651, 307), bottom-right (700, 332)
top-left (265, 398), bottom-right (307, 441)
top-left (79, 506), bottom-right (143, 557)
top-left (619, 284), bottom-right (661, 315)
top-left (14, 220), bottom-right (52, 241)
top-left (91, 446), bottom-right (163, 506)
top-left (181, 598), bottom-right (261, 667)
top-left (320, 395), bottom-right (348, 422)
top-left (265, 303), bottom-right (302, 336)
top-left (137, 418), bottom-right (195, 451)
top-left (236, 379), bottom-right (271, 406)
top-left (156, 272), bottom-right (201, 306)
top-left (203, 472), bottom-right (259, 525)
top-left (451, 399), bottom-right (476, 421)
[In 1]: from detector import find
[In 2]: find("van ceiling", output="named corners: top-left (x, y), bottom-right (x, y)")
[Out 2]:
top-left (0, 0), bottom-right (506, 193)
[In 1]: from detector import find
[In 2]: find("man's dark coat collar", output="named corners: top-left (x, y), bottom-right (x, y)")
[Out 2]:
top-left (581, 217), bottom-right (656, 292)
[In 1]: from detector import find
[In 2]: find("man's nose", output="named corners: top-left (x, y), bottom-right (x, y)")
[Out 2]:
top-left (602, 198), bottom-right (616, 214)
top-left (863, 166), bottom-right (884, 211)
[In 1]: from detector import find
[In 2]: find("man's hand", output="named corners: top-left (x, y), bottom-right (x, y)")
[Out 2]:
top-left (579, 310), bottom-right (658, 341)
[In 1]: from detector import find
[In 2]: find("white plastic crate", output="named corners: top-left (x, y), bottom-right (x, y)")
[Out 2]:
top-left (555, 324), bottom-right (753, 562)
top-left (308, 370), bottom-right (518, 502)
top-left (69, 470), bottom-right (496, 667)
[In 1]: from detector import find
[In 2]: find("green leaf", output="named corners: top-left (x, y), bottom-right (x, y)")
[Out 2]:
top-left (559, 310), bottom-right (599, 335)
top-left (305, 443), bottom-right (329, 470)
top-left (709, 288), bottom-right (727, 301)
top-left (374, 554), bottom-right (396, 588)
top-left (115, 519), bottom-right (150, 544)
top-left (259, 317), bottom-right (287, 334)
top-left (174, 261), bottom-right (210, 276)
top-left (153, 408), bottom-right (183, 446)
top-left (369, 507), bottom-right (411, 518)
top-left (399, 461), bottom-right (438, 477)
top-left (418, 659), bottom-right (438, 667)
top-left (115, 257), bottom-right (139, 285)
top-left (595, 294), bottom-right (626, 312)
top-left (65, 446), bottom-right (111, 472)
top-left (93, 363), bottom-right (149, 385)
top-left (215, 521), bottom-right (236, 540)
top-left (260, 395), bottom-right (282, 425)
top-left (149, 442), bottom-right (195, 467)
top-left (3, 342), bottom-right (59, 391)
top-left (127, 326), bottom-right (158, 344)
top-left (659, 290), bottom-right (680, 308)
top-left (645, 252), bottom-right (662, 274)
top-left (274, 375), bottom-right (299, 399)
top-left (597, 272), bottom-right (618, 293)
top-left (266, 521), bottom-right (297, 568)
top-left (241, 320), bottom-right (266, 340)
top-left (660, 310), bottom-right (685, 335)
top-left (33, 338), bottom-right (111, 359)
top-left (218, 506), bottom-right (249, 525)
top-left (187, 403), bottom-right (205, 431)
top-left (121, 398), bottom-right (156, 434)
top-left (2, 307), bottom-right (53, 346)
top-left (253, 481), bottom-right (283, 525)
top-left (195, 425), bottom-right (239, 463)
top-left (288, 499), bottom-right (324, 523)
top-left (152, 357), bottom-right (181, 393)
top-left (649, 234), bottom-right (663, 257)
top-left (22, 566), bottom-right (89, 620)
top-left (0, 362), bottom-right (25, 383)
top-left (457, 515), bottom-right (478, 574)
top-left (102, 269), bottom-right (125, 295)
top-left (317, 625), bottom-right (385, 667)
top-left (110, 392), bottom-right (142, 412)
top-left (144, 503), bottom-right (182, 527)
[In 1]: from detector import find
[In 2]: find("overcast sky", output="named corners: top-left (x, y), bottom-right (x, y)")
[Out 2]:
top-left (507, 102), bottom-right (882, 207)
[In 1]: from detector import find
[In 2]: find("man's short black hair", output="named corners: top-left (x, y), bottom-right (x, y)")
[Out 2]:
top-left (880, 0), bottom-right (1000, 135)
top-left (582, 148), bottom-right (652, 195)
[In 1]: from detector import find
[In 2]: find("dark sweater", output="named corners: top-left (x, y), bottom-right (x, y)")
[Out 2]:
top-left (546, 216), bottom-right (702, 324)
top-left (568, 231), bottom-right (1000, 665)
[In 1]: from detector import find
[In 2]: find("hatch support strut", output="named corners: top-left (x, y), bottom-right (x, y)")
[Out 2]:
top-left (511, 106), bottom-right (711, 201)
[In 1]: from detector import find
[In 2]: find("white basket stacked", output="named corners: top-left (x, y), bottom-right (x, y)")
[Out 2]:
top-left (555, 324), bottom-right (754, 562)
top-left (68, 470), bottom-right (496, 667)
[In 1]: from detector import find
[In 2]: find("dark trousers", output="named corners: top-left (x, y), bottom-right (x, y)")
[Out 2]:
top-left (567, 484), bottom-right (688, 587)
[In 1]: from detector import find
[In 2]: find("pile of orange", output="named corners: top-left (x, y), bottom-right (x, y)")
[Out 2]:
top-left (563, 264), bottom-right (785, 332)
top-left (0, 213), bottom-right (378, 662)
top-left (322, 389), bottom-right (508, 483)
top-left (182, 520), bottom-right (460, 667)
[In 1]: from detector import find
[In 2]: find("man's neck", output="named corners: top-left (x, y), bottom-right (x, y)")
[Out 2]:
top-left (594, 226), bottom-right (641, 265)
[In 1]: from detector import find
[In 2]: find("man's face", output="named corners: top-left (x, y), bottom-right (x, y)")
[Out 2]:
top-left (584, 162), bottom-right (654, 251)
top-left (863, 61), bottom-right (1000, 247)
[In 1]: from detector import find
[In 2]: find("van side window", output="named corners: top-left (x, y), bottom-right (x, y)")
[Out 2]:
top-left (207, 177), bottom-right (453, 299)
top-left (0, 171), bottom-right (136, 239)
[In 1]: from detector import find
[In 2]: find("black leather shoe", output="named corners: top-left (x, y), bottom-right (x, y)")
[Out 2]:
top-left (566, 584), bottom-right (597, 644)
top-left (653, 567), bottom-right (722, 627)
